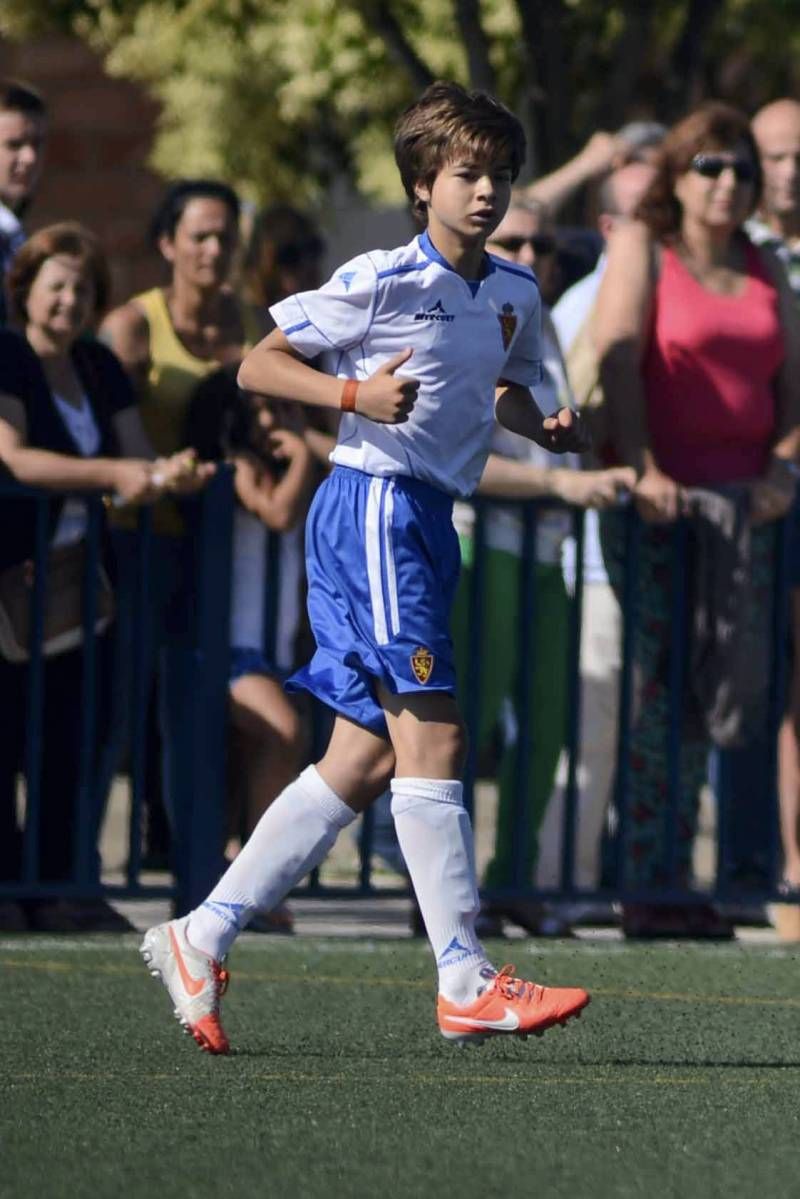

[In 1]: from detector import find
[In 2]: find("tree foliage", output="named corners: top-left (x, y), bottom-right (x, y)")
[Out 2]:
top-left (2, 0), bottom-right (799, 205)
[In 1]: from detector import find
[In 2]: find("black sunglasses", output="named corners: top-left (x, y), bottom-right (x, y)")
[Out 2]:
top-left (275, 235), bottom-right (326, 267)
top-left (490, 234), bottom-right (556, 256)
top-left (690, 153), bottom-right (756, 184)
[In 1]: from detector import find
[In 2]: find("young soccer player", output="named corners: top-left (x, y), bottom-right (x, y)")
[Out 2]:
top-left (141, 81), bottom-right (591, 1054)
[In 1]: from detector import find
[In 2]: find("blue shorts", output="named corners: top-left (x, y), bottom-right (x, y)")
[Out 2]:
top-left (287, 466), bottom-right (461, 735)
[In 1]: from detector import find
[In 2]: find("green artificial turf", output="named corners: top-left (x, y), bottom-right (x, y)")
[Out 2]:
top-left (3, 936), bottom-right (800, 1199)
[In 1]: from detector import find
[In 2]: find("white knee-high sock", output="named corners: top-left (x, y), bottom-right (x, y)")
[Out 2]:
top-left (391, 777), bottom-right (493, 1004)
top-left (187, 765), bottom-right (356, 959)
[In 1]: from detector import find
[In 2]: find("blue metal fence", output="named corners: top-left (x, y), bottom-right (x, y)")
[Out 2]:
top-left (0, 468), bottom-right (233, 913)
top-left (0, 478), bottom-right (792, 915)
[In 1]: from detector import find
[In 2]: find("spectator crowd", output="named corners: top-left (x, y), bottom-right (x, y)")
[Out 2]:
top-left (1, 76), bottom-right (799, 942)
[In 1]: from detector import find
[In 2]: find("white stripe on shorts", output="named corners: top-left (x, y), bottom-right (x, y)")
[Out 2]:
top-left (365, 478), bottom-right (389, 645)
top-left (382, 481), bottom-right (400, 639)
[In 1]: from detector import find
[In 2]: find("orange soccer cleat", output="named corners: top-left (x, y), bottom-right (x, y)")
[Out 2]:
top-left (140, 916), bottom-right (231, 1055)
top-left (437, 964), bottom-right (590, 1045)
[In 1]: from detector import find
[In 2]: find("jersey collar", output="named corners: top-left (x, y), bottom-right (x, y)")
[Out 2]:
top-left (418, 230), bottom-right (496, 296)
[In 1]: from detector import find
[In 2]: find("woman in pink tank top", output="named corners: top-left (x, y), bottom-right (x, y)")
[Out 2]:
top-left (594, 103), bottom-right (800, 938)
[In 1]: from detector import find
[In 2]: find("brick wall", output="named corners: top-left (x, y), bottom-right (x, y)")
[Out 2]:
top-left (0, 34), bottom-right (166, 307)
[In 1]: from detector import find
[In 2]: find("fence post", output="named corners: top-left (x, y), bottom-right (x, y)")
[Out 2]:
top-left (766, 515), bottom-right (791, 890)
top-left (126, 510), bottom-right (153, 889)
top-left (22, 497), bottom-right (49, 886)
top-left (73, 497), bottom-right (103, 888)
top-left (664, 520), bottom-right (688, 888)
top-left (614, 506), bottom-right (640, 897)
top-left (509, 502), bottom-right (538, 891)
top-left (560, 505), bottom-right (585, 896)
top-left (462, 502), bottom-right (486, 822)
top-left (172, 468), bottom-right (234, 915)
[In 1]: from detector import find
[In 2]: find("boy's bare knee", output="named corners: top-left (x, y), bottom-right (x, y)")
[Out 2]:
top-left (363, 743), bottom-right (396, 794)
top-left (316, 715), bottom-right (395, 811)
top-left (394, 715), bottom-right (467, 779)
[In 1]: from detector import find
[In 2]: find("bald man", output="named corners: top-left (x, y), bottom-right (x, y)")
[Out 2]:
top-left (748, 98), bottom-right (800, 298)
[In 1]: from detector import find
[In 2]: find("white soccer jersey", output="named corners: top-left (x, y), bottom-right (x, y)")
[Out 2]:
top-left (269, 231), bottom-right (543, 498)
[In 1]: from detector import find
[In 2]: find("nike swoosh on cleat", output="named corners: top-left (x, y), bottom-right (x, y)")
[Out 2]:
top-left (168, 926), bottom-right (205, 997)
top-left (446, 1008), bottom-right (520, 1031)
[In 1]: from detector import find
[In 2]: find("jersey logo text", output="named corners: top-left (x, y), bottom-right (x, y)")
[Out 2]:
top-left (414, 299), bottom-right (455, 323)
top-left (498, 302), bottom-right (517, 349)
top-left (410, 647), bottom-right (434, 684)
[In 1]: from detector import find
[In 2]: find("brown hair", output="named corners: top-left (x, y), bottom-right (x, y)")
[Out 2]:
top-left (394, 81), bottom-right (526, 224)
top-left (636, 102), bottom-right (762, 241)
top-left (241, 205), bottom-right (325, 308)
top-left (6, 222), bottom-right (110, 325)
top-left (0, 79), bottom-right (46, 119)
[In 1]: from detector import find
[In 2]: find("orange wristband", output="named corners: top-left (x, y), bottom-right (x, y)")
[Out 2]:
top-left (341, 379), bottom-right (359, 413)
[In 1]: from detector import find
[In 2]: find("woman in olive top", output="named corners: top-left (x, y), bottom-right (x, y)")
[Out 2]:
top-left (98, 180), bottom-right (252, 842)
top-left (102, 179), bottom-right (249, 518)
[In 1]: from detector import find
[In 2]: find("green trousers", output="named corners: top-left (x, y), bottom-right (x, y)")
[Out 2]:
top-left (451, 541), bottom-right (570, 888)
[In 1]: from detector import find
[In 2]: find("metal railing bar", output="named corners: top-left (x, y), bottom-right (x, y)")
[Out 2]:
top-left (559, 506), bottom-right (585, 896)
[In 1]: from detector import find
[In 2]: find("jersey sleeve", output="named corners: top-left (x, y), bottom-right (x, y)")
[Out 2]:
top-left (269, 253), bottom-right (378, 359)
top-left (499, 290), bottom-right (544, 388)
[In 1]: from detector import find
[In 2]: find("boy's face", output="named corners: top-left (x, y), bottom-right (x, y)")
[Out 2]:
top-left (415, 156), bottom-right (513, 246)
top-left (0, 110), bottom-right (46, 214)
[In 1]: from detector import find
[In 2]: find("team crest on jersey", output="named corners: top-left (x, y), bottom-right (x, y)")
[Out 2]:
top-left (498, 302), bottom-right (517, 349)
top-left (410, 647), bottom-right (434, 684)
top-left (338, 271), bottom-right (357, 292)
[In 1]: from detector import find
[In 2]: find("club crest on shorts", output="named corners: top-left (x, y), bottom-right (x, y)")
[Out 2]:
top-left (411, 647), bottom-right (434, 684)
top-left (498, 302), bottom-right (517, 350)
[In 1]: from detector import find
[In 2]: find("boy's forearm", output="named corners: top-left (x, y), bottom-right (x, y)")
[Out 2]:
top-left (238, 346), bottom-right (342, 411)
top-left (494, 383), bottom-right (547, 444)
